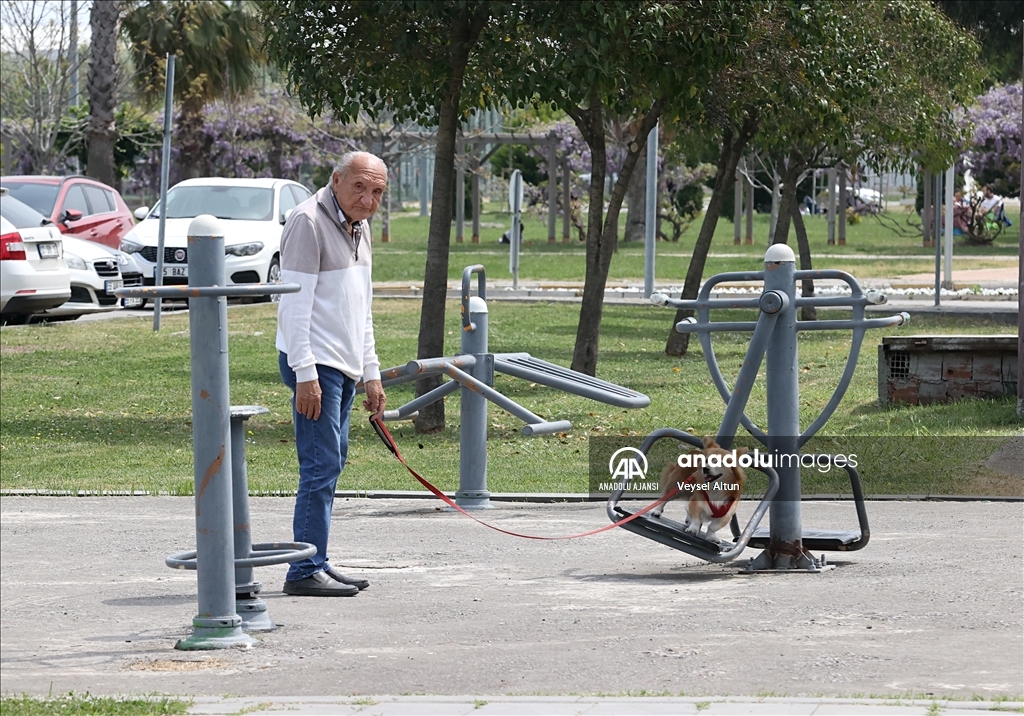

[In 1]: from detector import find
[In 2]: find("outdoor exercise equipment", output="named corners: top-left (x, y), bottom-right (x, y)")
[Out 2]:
top-left (608, 244), bottom-right (909, 571)
top-left (117, 215), bottom-right (312, 649)
top-left (358, 264), bottom-right (650, 509)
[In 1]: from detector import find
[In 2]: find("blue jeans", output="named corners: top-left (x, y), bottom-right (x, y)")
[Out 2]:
top-left (279, 352), bottom-right (356, 582)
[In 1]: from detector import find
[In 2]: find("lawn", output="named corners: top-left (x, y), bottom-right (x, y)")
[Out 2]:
top-left (372, 203), bottom-right (1020, 284)
top-left (1, 299), bottom-right (1019, 499)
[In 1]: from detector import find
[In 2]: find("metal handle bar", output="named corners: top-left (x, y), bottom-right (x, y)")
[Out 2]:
top-left (461, 264), bottom-right (486, 332)
top-left (116, 283), bottom-right (300, 298)
top-left (166, 541), bottom-right (316, 570)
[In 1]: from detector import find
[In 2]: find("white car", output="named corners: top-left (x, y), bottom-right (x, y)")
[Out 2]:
top-left (120, 178), bottom-right (313, 299)
top-left (0, 191), bottom-right (71, 324)
top-left (34, 235), bottom-right (125, 320)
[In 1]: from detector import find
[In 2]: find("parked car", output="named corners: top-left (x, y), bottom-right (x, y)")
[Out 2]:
top-left (0, 175), bottom-right (135, 250)
top-left (32, 234), bottom-right (125, 321)
top-left (0, 189), bottom-right (71, 324)
top-left (121, 178), bottom-right (313, 299)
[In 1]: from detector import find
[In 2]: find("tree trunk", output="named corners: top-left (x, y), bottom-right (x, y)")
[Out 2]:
top-left (177, 95), bottom-right (207, 180)
top-left (790, 199), bottom-right (817, 321)
top-left (570, 98), bottom-right (662, 376)
top-left (85, 0), bottom-right (119, 187)
top-left (665, 112), bottom-right (758, 356)
top-left (770, 155), bottom-right (800, 246)
top-left (413, 10), bottom-right (486, 433)
top-left (623, 147), bottom-right (646, 242)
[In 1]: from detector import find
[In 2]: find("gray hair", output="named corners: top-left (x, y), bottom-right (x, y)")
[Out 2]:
top-left (333, 151), bottom-right (388, 180)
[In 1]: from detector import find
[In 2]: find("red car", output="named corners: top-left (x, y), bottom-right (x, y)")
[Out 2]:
top-left (0, 175), bottom-right (135, 249)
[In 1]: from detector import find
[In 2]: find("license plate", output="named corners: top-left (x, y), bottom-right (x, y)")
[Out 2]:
top-left (37, 242), bottom-right (59, 259)
top-left (105, 279), bottom-right (123, 293)
top-left (156, 266), bottom-right (188, 278)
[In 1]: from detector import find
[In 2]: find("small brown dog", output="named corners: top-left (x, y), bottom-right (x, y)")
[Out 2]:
top-left (651, 436), bottom-right (746, 544)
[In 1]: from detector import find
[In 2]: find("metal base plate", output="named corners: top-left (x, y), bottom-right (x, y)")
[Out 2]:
top-left (749, 527), bottom-right (862, 551)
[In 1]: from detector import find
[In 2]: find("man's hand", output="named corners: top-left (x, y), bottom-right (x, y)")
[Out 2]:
top-left (363, 379), bottom-right (386, 420)
top-left (296, 379), bottom-right (322, 421)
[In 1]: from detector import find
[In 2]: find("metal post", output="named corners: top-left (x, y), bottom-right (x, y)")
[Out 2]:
top-left (562, 157), bottom-right (572, 243)
top-left (472, 164), bottom-right (481, 244)
top-left (230, 406), bottom-right (275, 632)
top-left (153, 54), bottom-right (175, 330)
top-left (943, 165), bottom-right (954, 289)
top-left (509, 170), bottom-right (522, 291)
top-left (838, 165), bottom-right (847, 246)
top-left (456, 164), bottom-right (465, 243)
top-left (175, 216), bottom-right (254, 650)
top-left (733, 163), bottom-right (742, 245)
top-left (934, 172), bottom-right (943, 306)
top-left (419, 155), bottom-right (428, 217)
top-left (769, 171), bottom-right (781, 243)
top-left (922, 169), bottom-right (932, 247)
top-left (745, 170), bottom-right (754, 244)
top-left (745, 244), bottom-right (828, 572)
top-left (457, 296), bottom-right (492, 509)
top-left (548, 136), bottom-right (557, 244)
top-left (644, 123), bottom-right (658, 298)
top-left (826, 167), bottom-right (836, 245)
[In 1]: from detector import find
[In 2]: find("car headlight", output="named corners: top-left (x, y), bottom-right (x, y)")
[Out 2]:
top-left (120, 239), bottom-right (144, 254)
top-left (225, 242), bottom-right (264, 257)
top-left (64, 252), bottom-right (88, 271)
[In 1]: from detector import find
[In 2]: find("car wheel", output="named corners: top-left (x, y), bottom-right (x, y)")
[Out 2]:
top-left (0, 314), bottom-right (30, 326)
top-left (259, 257), bottom-right (282, 303)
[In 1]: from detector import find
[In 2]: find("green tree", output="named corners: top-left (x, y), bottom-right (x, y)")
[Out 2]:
top-left (518, 0), bottom-right (752, 376)
top-left (665, 0), bottom-right (981, 354)
top-left (122, 0), bottom-right (263, 179)
top-left (86, 0), bottom-right (121, 186)
top-left (261, 0), bottom-right (518, 432)
top-left (937, 1), bottom-right (1024, 85)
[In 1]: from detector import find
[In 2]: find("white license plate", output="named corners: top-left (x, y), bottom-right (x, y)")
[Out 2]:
top-left (105, 279), bottom-right (123, 293)
top-left (156, 266), bottom-right (188, 278)
top-left (38, 242), bottom-right (59, 259)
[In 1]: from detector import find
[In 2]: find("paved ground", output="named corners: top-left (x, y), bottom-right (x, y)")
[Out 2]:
top-left (1, 497), bottom-right (1021, 713)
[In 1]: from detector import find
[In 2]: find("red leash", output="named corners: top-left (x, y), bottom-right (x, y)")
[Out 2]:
top-left (369, 416), bottom-right (680, 540)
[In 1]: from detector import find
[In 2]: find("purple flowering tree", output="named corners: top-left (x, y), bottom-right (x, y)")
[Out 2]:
top-left (961, 82), bottom-right (1022, 199)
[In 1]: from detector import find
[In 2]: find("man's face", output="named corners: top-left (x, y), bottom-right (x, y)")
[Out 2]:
top-left (984, 187), bottom-right (993, 198)
top-left (332, 158), bottom-right (387, 223)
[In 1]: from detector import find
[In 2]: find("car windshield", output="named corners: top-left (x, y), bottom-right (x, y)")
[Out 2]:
top-left (1, 181), bottom-right (60, 215)
top-left (154, 185), bottom-right (275, 221)
top-left (0, 193), bottom-right (51, 229)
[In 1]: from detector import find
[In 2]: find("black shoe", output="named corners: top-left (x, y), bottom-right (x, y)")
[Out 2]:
top-left (283, 571), bottom-right (359, 597)
top-left (324, 565), bottom-right (369, 590)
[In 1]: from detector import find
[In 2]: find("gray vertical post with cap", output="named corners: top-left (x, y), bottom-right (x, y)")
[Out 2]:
top-left (456, 266), bottom-right (492, 509)
top-left (177, 216), bottom-right (254, 650)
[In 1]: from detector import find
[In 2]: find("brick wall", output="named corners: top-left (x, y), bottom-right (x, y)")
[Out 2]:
top-left (878, 335), bottom-right (1018, 406)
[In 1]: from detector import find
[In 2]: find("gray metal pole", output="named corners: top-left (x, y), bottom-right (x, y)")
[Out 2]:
top-left (826, 167), bottom-right (836, 245)
top-left (472, 164), bottom-right (481, 244)
top-left (644, 123), bottom-right (658, 298)
top-left (745, 169), bottom-right (754, 244)
top-left (744, 244), bottom-right (827, 572)
top-left (562, 157), bottom-right (571, 243)
top-left (457, 296), bottom-right (492, 509)
top-left (456, 164), bottom-right (465, 243)
top-left (922, 169), bottom-right (932, 247)
top-left (934, 172), bottom-right (943, 306)
top-left (943, 165), bottom-right (954, 289)
top-left (176, 215), bottom-right (253, 650)
top-left (548, 136), bottom-right (557, 244)
top-left (510, 170), bottom-right (522, 291)
top-left (419, 155), bottom-right (428, 217)
top-left (230, 406), bottom-right (275, 632)
top-left (838, 165), bottom-right (847, 245)
top-left (153, 54), bottom-right (175, 330)
top-left (733, 163), bottom-right (742, 245)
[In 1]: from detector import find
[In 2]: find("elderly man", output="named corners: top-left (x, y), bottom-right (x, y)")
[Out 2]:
top-left (276, 151), bottom-right (388, 597)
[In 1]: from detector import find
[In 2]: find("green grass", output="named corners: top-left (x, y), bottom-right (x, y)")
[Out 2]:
top-left (374, 203), bottom-right (1020, 283)
top-left (0, 693), bottom-right (189, 716)
top-left (0, 300), bottom-right (1019, 497)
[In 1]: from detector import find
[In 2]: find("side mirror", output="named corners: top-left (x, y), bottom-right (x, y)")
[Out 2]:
top-left (61, 208), bottom-right (84, 223)
top-left (280, 208), bottom-right (294, 225)
top-left (134, 206), bottom-right (150, 221)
